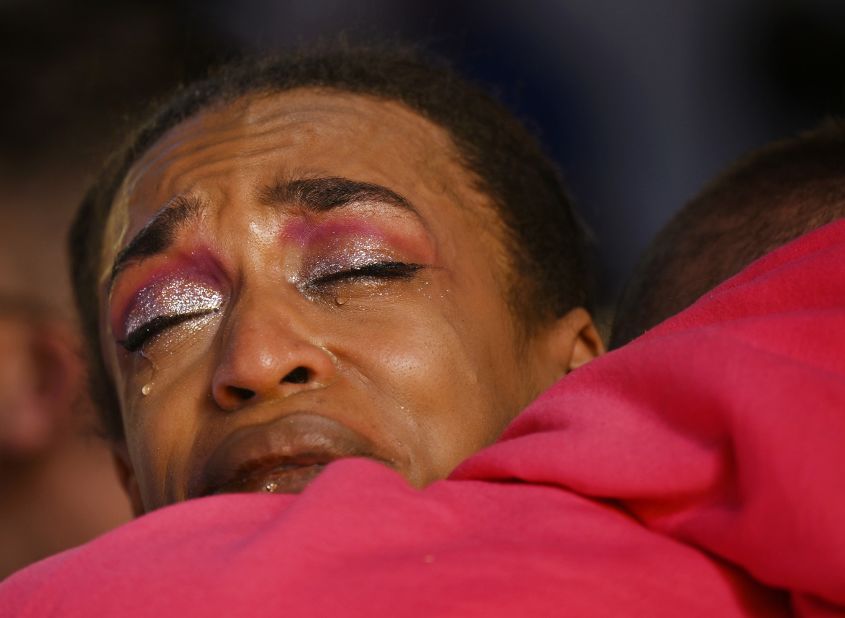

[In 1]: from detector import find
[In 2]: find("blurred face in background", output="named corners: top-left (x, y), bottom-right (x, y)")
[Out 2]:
top-left (100, 90), bottom-right (601, 512)
top-left (0, 306), bottom-right (76, 459)
top-left (0, 300), bottom-right (132, 579)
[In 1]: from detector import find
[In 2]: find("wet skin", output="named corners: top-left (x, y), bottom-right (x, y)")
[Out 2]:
top-left (99, 89), bottom-right (601, 513)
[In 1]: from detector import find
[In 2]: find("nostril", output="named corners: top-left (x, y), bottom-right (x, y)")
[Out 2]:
top-left (226, 386), bottom-right (256, 401)
top-left (282, 366), bottom-right (310, 384)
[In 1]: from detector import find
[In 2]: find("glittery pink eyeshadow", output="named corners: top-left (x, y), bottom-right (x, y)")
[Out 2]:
top-left (123, 278), bottom-right (223, 339)
top-left (300, 237), bottom-right (392, 283)
top-left (282, 219), bottom-right (387, 246)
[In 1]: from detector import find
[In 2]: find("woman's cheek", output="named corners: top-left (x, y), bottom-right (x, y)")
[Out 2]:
top-left (125, 354), bottom-right (212, 507)
top-left (116, 313), bottom-right (220, 439)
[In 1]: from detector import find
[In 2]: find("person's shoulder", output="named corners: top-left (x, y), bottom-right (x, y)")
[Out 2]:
top-left (0, 494), bottom-right (282, 615)
top-left (1, 543), bottom-right (75, 615)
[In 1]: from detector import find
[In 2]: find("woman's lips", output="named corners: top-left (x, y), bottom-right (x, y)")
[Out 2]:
top-left (207, 460), bottom-right (328, 495)
top-left (191, 412), bottom-right (392, 498)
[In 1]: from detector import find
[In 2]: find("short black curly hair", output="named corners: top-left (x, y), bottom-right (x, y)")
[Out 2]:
top-left (611, 119), bottom-right (845, 348)
top-left (69, 43), bottom-right (594, 441)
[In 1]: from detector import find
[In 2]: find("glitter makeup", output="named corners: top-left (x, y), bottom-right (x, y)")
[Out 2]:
top-left (276, 208), bottom-right (436, 308)
top-left (121, 278), bottom-right (223, 351)
top-left (297, 238), bottom-right (423, 302)
top-left (301, 236), bottom-right (393, 283)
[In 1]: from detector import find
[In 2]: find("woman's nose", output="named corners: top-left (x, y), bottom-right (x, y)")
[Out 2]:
top-left (210, 299), bottom-right (336, 412)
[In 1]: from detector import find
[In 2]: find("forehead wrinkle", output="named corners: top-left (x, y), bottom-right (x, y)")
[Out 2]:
top-left (112, 88), bottom-right (493, 281)
top-left (126, 131), bottom-right (265, 199)
top-left (128, 118), bottom-right (352, 210)
top-left (129, 88), bottom-right (462, 209)
top-left (143, 91), bottom-right (371, 162)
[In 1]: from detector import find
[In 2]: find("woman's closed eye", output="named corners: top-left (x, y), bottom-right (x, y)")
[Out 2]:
top-left (120, 310), bottom-right (220, 353)
top-left (308, 261), bottom-right (423, 288)
top-left (118, 279), bottom-right (224, 353)
top-left (116, 261), bottom-right (420, 352)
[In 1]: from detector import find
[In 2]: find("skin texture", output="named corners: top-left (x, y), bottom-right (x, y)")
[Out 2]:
top-left (99, 89), bottom-right (602, 513)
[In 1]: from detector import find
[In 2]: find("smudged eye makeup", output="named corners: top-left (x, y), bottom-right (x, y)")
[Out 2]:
top-left (112, 217), bottom-right (430, 354)
top-left (115, 258), bottom-right (419, 354)
top-left (296, 236), bottom-right (424, 299)
top-left (119, 278), bottom-right (224, 352)
top-left (305, 261), bottom-right (422, 289)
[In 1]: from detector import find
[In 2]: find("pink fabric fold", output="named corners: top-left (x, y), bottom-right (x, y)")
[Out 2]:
top-left (0, 462), bottom-right (786, 616)
top-left (454, 218), bottom-right (845, 615)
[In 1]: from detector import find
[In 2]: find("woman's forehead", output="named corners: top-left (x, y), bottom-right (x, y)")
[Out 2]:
top-left (99, 88), bottom-right (498, 288)
top-left (123, 89), bottom-right (460, 198)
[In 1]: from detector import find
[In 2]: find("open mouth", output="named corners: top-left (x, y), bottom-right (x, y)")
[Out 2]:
top-left (191, 412), bottom-right (393, 499)
top-left (202, 455), bottom-right (333, 496)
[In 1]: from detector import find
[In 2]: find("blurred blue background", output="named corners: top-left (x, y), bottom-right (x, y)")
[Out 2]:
top-left (2, 0), bottom-right (844, 309)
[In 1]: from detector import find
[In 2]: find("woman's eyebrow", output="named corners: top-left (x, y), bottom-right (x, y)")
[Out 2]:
top-left (109, 195), bottom-right (206, 291)
top-left (258, 176), bottom-right (420, 217)
top-left (108, 177), bottom-right (421, 290)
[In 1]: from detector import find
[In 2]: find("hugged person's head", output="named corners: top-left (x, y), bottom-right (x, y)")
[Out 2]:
top-left (611, 120), bottom-right (845, 349)
top-left (70, 45), bottom-right (602, 513)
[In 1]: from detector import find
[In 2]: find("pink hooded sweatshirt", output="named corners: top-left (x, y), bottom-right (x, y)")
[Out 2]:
top-left (3, 220), bottom-right (844, 617)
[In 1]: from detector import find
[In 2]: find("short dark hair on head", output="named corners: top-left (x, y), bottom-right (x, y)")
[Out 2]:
top-left (70, 43), bottom-right (593, 441)
top-left (611, 119), bottom-right (845, 349)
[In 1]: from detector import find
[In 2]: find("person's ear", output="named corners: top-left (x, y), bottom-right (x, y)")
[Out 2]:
top-left (535, 307), bottom-right (604, 384)
top-left (563, 307), bottom-right (605, 372)
top-left (112, 442), bottom-right (145, 517)
top-left (0, 318), bottom-right (81, 457)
